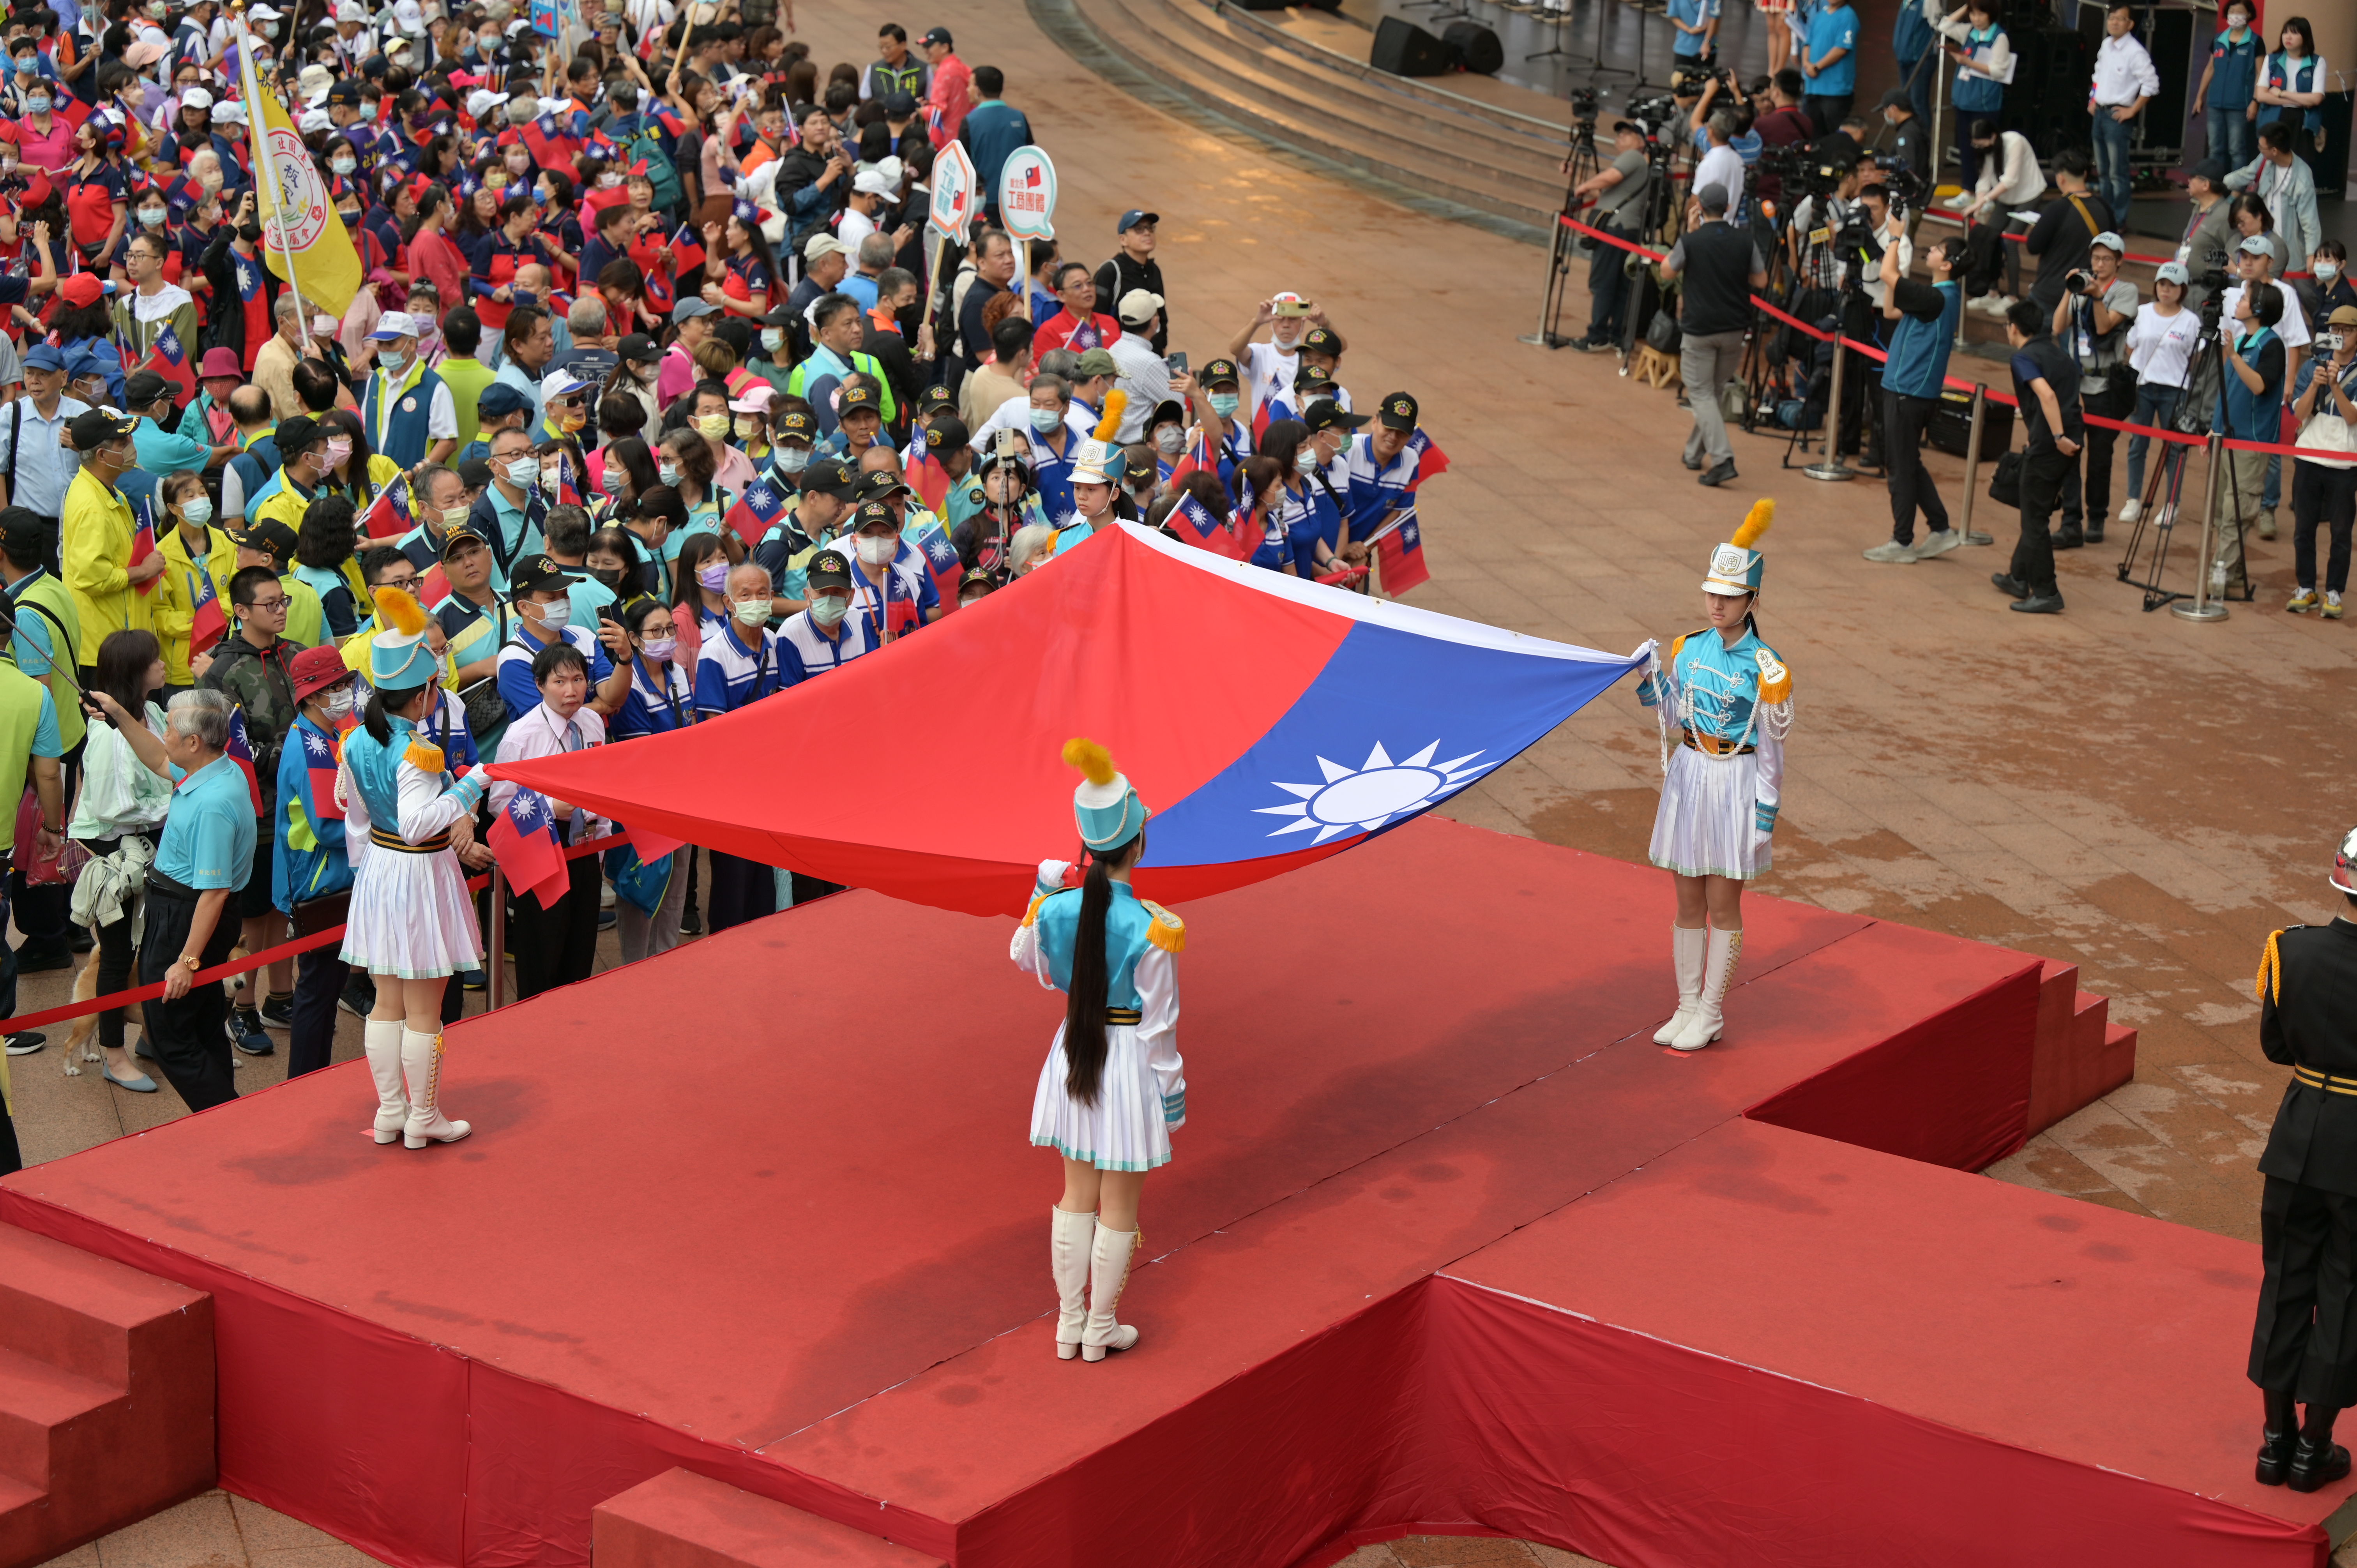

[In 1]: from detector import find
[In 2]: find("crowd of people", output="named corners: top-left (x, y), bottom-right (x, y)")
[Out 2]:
top-left (0, 0), bottom-right (1440, 1170)
top-left (1573, 0), bottom-right (2352, 620)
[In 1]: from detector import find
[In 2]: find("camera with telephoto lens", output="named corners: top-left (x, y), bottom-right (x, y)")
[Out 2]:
top-left (1622, 92), bottom-right (1680, 138)
top-left (1668, 62), bottom-right (1733, 99)
top-left (1871, 157), bottom-right (1925, 214)
top-left (2064, 268), bottom-right (2097, 297)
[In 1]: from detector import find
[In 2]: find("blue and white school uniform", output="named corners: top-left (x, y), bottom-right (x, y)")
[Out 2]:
top-left (693, 620), bottom-right (784, 715)
top-left (1636, 625), bottom-right (1793, 880)
top-left (777, 608), bottom-right (873, 684)
top-left (1011, 872), bottom-right (1187, 1172)
top-left (1344, 433), bottom-right (1421, 537)
top-left (338, 718), bottom-right (489, 978)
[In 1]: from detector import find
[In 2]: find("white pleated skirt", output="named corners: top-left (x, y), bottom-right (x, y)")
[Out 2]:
top-left (340, 844), bottom-right (485, 979)
top-left (1030, 1021), bottom-right (1175, 1173)
top-left (1649, 743), bottom-right (1770, 880)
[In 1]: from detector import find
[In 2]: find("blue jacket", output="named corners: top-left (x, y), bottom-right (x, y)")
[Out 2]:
top-left (272, 713), bottom-right (352, 913)
top-left (959, 100), bottom-right (1034, 213)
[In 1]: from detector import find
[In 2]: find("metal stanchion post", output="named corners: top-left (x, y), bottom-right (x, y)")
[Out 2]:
top-left (1804, 323), bottom-right (1857, 482)
top-left (1958, 383), bottom-right (1993, 545)
top-left (488, 863), bottom-right (507, 1008)
top-left (2172, 431), bottom-right (2230, 622)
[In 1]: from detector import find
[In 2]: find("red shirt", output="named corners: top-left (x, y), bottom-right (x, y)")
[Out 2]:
top-left (927, 54), bottom-right (972, 148)
top-left (1031, 310), bottom-right (1123, 357)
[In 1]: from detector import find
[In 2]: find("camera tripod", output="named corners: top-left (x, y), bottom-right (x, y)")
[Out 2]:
top-left (2114, 326), bottom-right (2254, 615)
top-left (1519, 129), bottom-right (1600, 351)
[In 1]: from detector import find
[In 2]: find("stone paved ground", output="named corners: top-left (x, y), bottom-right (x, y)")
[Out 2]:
top-left (28, 1), bottom-right (2357, 1562)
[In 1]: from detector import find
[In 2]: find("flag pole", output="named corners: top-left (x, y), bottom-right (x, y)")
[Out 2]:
top-left (238, 18), bottom-right (313, 353)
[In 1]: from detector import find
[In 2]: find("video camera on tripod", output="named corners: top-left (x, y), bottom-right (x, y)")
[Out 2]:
top-left (1569, 86), bottom-right (1600, 127)
top-left (1667, 62), bottom-right (1735, 100)
top-left (1869, 155), bottom-right (1926, 217)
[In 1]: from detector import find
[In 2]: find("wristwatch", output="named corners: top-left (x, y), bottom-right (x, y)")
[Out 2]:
top-left (174, 954), bottom-right (202, 972)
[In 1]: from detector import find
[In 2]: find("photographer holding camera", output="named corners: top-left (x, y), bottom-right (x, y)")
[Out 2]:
top-left (1569, 121), bottom-right (1656, 355)
top-left (1865, 233), bottom-right (1963, 564)
top-left (1749, 69), bottom-right (1817, 210)
top-left (2285, 305), bottom-right (2357, 620)
top-left (2052, 235), bottom-right (2139, 547)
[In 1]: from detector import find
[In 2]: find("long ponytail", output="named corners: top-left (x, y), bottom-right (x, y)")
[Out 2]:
top-left (1062, 843), bottom-right (1124, 1108)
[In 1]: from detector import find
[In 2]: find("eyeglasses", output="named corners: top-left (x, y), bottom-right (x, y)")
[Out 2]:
top-left (245, 595), bottom-right (289, 613)
top-left (379, 576), bottom-right (418, 593)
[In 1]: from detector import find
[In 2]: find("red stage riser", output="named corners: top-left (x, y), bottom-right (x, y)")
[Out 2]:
top-left (0, 820), bottom-right (2188, 1568)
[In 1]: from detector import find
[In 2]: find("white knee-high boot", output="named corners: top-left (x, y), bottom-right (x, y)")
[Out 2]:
top-left (400, 1028), bottom-right (472, 1148)
top-left (1050, 1206), bottom-right (1095, 1360)
top-left (364, 1019), bottom-right (408, 1144)
top-left (1653, 925), bottom-right (1708, 1045)
top-left (1081, 1222), bottom-right (1142, 1361)
top-left (1671, 928), bottom-right (1742, 1052)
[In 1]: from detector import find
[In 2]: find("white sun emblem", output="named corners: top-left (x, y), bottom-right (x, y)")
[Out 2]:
top-left (1256, 741), bottom-right (1495, 844)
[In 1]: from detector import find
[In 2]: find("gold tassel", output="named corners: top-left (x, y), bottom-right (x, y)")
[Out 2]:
top-left (2257, 929), bottom-right (2286, 1004)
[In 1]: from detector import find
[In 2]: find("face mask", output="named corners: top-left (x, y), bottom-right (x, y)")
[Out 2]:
top-left (540, 463), bottom-right (564, 491)
top-left (137, 205), bottom-right (166, 229)
top-left (760, 327), bottom-right (785, 353)
top-left (322, 437), bottom-right (353, 468)
top-left (331, 154), bottom-right (356, 175)
top-left (631, 362), bottom-right (659, 384)
top-left (258, 19), bottom-right (276, 36)
top-left (640, 635), bottom-right (676, 660)
top-left (808, 593), bottom-right (847, 628)
top-left (1028, 406), bottom-right (1061, 434)
top-left (180, 497), bottom-right (213, 526)
top-left (731, 597), bottom-right (769, 626)
top-left (1154, 426), bottom-right (1184, 455)
top-left (433, 650), bottom-right (450, 681)
top-left (322, 687), bottom-right (357, 720)
top-left (378, 351), bottom-right (408, 378)
top-left (504, 150), bottom-right (531, 173)
top-left (238, 221), bottom-right (263, 243)
top-left (696, 560), bottom-right (728, 592)
top-left (657, 461), bottom-right (681, 487)
top-left (733, 416), bottom-right (762, 440)
top-left (23, 94), bottom-right (47, 113)
top-left (2321, 262), bottom-right (2343, 281)
top-left (1294, 448), bottom-right (1319, 475)
top-left (597, 171), bottom-right (624, 188)
top-left (1272, 329), bottom-right (1303, 351)
top-left (338, 207), bottom-right (360, 227)
top-left (695, 412), bottom-right (730, 440)
top-left (777, 447), bottom-right (810, 474)
top-left (529, 600), bottom-right (566, 629)
top-left (1209, 392), bottom-right (1240, 418)
top-left (855, 534), bottom-right (895, 565)
top-left (599, 463), bottom-right (624, 494)
top-left (505, 456), bottom-right (540, 486)
top-left (591, 565), bottom-right (624, 588)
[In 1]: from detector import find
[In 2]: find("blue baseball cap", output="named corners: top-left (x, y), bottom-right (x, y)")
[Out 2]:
top-left (1117, 208), bottom-right (1158, 233)
top-left (22, 343), bottom-right (65, 373)
top-left (477, 382), bottom-right (530, 418)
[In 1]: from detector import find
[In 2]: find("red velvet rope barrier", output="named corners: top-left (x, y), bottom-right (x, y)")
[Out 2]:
top-left (2, 831), bottom-right (640, 1035)
top-left (1559, 212), bottom-right (2355, 462)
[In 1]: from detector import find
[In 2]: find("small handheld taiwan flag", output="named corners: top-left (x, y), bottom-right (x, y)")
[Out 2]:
top-left (224, 706), bottom-right (265, 814)
top-left (141, 323), bottom-right (196, 401)
top-left (488, 789), bottom-right (569, 908)
top-left (361, 476), bottom-right (413, 541)
top-left (1405, 427), bottom-right (1450, 489)
top-left (722, 478), bottom-right (788, 549)
top-left (1376, 510), bottom-right (1430, 596)
top-left (913, 519), bottom-right (962, 613)
top-left (128, 502), bottom-right (157, 596)
top-left (187, 563), bottom-right (226, 652)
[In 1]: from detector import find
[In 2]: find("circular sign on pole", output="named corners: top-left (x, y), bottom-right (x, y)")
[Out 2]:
top-left (929, 142), bottom-right (978, 245)
top-left (997, 146), bottom-right (1057, 242)
top-left (261, 122), bottom-right (332, 253)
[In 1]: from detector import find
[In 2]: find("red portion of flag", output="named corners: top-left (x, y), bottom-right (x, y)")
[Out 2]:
top-left (488, 790), bottom-right (568, 909)
top-left (129, 512), bottom-right (157, 595)
top-left (225, 706), bottom-right (265, 815)
top-left (362, 478), bottom-right (413, 541)
top-left (187, 562), bottom-right (226, 652)
top-left (417, 563), bottom-right (451, 608)
top-left (139, 324), bottom-right (197, 402)
top-left (1405, 428), bottom-right (1450, 490)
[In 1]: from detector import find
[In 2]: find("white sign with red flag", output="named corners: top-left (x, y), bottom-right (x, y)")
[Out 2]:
top-left (997, 146), bottom-right (1057, 241)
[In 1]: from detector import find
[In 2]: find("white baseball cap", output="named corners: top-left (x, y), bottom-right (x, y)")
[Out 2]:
top-left (1117, 288), bottom-right (1164, 327)
top-left (465, 88), bottom-right (509, 120)
top-left (852, 166), bottom-right (896, 198)
top-left (181, 86), bottom-right (214, 110)
top-left (246, 3), bottom-right (282, 17)
top-left (540, 367), bottom-right (589, 402)
top-left (369, 311), bottom-right (419, 341)
top-left (210, 100), bottom-right (247, 125)
top-left (335, 0), bottom-right (368, 19)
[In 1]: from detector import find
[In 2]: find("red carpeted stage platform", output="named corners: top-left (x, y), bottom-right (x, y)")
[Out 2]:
top-left (0, 818), bottom-right (2343, 1567)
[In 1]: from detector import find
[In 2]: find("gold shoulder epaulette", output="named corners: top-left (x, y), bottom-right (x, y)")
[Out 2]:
top-left (1022, 892), bottom-right (1046, 928)
top-left (2258, 926), bottom-right (2299, 1004)
top-left (403, 738), bottom-right (446, 775)
top-left (1754, 646), bottom-right (1792, 705)
top-left (1142, 900), bottom-right (1186, 954)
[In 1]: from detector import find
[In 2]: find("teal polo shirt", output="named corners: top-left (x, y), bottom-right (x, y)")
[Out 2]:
top-left (155, 753), bottom-right (257, 890)
top-left (133, 415), bottom-right (212, 475)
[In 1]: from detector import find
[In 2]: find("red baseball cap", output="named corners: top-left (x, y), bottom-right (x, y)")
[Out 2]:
top-left (58, 272), bottom-right (101, 309)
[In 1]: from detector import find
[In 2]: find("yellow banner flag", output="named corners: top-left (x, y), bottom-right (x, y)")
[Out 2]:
top-left (237, 28), bottom-right (362, 318)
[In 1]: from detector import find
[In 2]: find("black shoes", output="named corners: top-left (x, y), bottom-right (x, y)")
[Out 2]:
top-left (2053, 528), bottom-right (2085, 551)
top-left (2084, 524), bottom-right (2105, 545)
top-left (2289, 1436), bottom-right (2352, 1493)
top-left (68, 929), bottom-right (92, 954)
top-left (1698, 460), bottom-right (1737, 487)
top-left (2260, 1390), bottom-right (2300, 1486)
top-left (2009, 593), bottom-right (2065, 614)
top-left (1682, 452), bottom-right (1703, 471)
top-left (258, 994), bottom-right (294, 1030)
top-left (1990, 573), bottom-right (2026, 597)
top-left (14, 945), bottom-right (72, 973)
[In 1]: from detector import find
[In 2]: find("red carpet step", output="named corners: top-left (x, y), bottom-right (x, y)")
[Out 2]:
top-left (594, 1469), bottom-right (945, 1568)
top-left (0, 1224), bottom-right (213, 1568)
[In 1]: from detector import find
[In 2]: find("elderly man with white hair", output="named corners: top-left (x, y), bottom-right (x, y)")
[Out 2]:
top-left (551, 293), bottom-right (620, 388)
top-left (360, 310), bottom-right (459, 468)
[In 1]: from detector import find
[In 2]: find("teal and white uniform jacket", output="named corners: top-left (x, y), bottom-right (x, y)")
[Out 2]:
top-left (1637, 625), bottom-right (1795, 836)
top-left (1010, 860), bottom-right (1187, 1128)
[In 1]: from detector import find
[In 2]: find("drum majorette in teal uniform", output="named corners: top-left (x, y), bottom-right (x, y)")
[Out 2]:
top-left (1635, 500), bottom-right (1794, 1052)
top-left (1010, 738), bottom-right (1187, 1361)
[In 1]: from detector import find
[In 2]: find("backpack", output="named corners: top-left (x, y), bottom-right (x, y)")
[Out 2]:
top-left (617, 122), bottom-right (684, 214)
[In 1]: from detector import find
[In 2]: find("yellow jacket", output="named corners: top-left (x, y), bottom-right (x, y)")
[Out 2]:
top-left (148, 522), bottom-right (235, 687)
top-left (60, 468), bottom-right (145, 652)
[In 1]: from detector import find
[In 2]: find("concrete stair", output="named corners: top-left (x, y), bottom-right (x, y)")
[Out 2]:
top-left (0, 1223), bottom-right (215, 1568)
top-left (2027, 959), bottom-right (2138, 1137)
top-left (594, 1469), bottom-right (946, 1568)
top-left (1045, 0), bottom-right (1569, 238)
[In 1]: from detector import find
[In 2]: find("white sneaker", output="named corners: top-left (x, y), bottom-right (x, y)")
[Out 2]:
top-left (2118, 499), bottom-right (2141, 524)
top-left (1942, 193), bottom-right (1972, 211)
top-left (1862, 540), bottom-right (1919, 563)
top-left (1914, 529), bottom-right (1964, 559)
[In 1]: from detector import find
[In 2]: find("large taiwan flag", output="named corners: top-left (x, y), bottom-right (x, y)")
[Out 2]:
top-left (486, 523), bottom-right (1647, 917)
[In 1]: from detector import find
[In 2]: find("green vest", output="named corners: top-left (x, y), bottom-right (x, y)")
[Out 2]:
top-left (12, 570), bottom-right (83, 754)
top-left (0, 661), bottom-right (50, 845)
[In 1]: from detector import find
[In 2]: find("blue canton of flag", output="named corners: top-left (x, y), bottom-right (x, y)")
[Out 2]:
top-left (1174, 492), bottom-right (1224, 546)
top-left (235, 260), bottom-right (260, 302)
top-left (913, 519), bottom-right (961, 612)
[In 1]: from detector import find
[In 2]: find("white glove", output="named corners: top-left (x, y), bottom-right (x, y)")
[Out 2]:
top-left (1034, 858), bottom-right (1073, 896)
